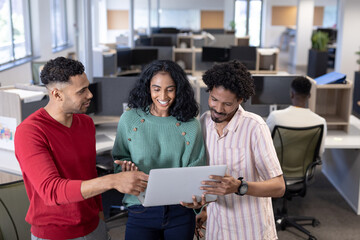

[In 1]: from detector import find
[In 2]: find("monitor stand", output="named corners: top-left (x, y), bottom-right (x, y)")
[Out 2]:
top-left (269, 104), bottom-right (277, 113)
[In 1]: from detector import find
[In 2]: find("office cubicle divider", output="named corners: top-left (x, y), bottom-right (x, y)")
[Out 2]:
top-left (93, 77), bottom-right (139, 116)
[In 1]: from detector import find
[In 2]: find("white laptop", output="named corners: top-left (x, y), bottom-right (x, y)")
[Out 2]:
top-left (137, 165), bottom-right (227, 207)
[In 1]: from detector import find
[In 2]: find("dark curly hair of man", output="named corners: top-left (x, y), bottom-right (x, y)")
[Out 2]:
top-left (291, 76), bottom-right (312, 97)
top-left (128, 60), bottom-right (199, 122)
top-left (202, 60), bottom-right (255, 102)
top-left (40, 57), bottom-right (85, 85)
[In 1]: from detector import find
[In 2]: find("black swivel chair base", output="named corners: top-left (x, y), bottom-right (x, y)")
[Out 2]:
top-left (275, 211), bottom-right (320, 240)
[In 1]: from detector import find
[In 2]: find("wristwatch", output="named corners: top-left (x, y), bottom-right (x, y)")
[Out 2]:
top-left (235, 177), bottom-right (248, 196)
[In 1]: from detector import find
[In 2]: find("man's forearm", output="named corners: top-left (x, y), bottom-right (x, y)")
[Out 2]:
top-left (80, 171), bottom-right (149, 199)
top-left (81, 174), bottom-right (115, 199)
top-left (246, 175), bottom-right (285, 198)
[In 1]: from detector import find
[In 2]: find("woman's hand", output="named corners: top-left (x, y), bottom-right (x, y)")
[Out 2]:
top-left (195, 210), bottom-right (207, 238)
top-left (114, 160), bottom-right (138, 172)
top-left (180, 194), bottom-right (207, 209)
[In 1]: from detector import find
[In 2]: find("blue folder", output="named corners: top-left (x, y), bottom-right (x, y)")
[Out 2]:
top-left (314, 72), bottom-right (346, 85)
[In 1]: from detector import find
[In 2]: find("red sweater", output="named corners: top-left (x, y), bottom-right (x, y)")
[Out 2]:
top-left (15, 108), bottom-right (102, 240)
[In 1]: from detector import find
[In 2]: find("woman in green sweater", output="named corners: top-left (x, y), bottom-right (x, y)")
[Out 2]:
top-left (112, 60), bottom-right (206, 240)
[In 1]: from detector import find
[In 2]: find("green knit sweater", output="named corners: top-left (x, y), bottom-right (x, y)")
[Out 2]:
top-left (113, 108), bottom-right (206, 207)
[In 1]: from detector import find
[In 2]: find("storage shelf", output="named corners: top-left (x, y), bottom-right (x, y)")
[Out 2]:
top-left (172, 47), bottom-right (202, 75)
top-left (309, 79), bottom-right (353, 132)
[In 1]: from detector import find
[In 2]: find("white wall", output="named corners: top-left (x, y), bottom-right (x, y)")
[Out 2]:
top-left (262, 0), bottom-right (337, 48)
top-left (262, 0), bottom-right (296, 48)
top-left (335, 0), bottom-right (360, 82)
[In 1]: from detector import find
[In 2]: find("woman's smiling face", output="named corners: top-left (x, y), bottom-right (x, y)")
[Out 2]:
top-left (149, 71), bottom-right (176, 117)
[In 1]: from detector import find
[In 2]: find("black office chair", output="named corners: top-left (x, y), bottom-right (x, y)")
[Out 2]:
top-left (272, 125), bottom-right (324, 240)
top-left (96, 154), bottom-right (128, 223)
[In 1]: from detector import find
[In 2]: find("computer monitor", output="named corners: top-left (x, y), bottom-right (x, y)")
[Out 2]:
top-left (117, 48), bottom-right (132, 70)
top-left (131, 48), bottom-right (158, 66)
top-left (251, 75), bottom-right (302, 105)
top-left (151, 36), bottom-right (173, 46)
top-left (201, 47), bottom-right (230, 62)
top-left (229, 46), bottom-right (257, 70)
top-left (86, 82), bottom-right (99, 115)
top-left (159, 27), bottom-right (179, 34)
top-left (203, 28), bottom-right (225, 34)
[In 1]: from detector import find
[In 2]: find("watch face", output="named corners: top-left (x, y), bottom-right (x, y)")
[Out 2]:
top-left (240, 184), bottom-right (248, 195)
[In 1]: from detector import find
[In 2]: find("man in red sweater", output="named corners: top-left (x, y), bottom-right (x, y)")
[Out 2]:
top-left (15, 57), bottom-right (148, 240)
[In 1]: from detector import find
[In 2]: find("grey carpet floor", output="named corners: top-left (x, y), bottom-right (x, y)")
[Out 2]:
top-left (107, 166), bottom-right (360, 240)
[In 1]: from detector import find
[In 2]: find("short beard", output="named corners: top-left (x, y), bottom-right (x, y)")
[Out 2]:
top-left (210, 108), bottom-right (226, 123)
top-left (211, 116), bottom-right (223, 123)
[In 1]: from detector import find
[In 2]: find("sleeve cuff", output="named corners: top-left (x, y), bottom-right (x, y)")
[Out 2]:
top-left (65, 180), bottom-right (84, 202)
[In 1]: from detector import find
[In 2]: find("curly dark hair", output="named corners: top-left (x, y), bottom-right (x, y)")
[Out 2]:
top-left (128, 60), bottom-right (199, 122)
top-left (291, 76), bottom-right (312, 97)
top-left (202, 60), bottom-right (255, 102)
top-left (40, 57), bottom-right (85, 85)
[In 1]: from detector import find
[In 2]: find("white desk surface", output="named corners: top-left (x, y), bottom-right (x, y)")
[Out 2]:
top-left (95, 123), bottom-right (117, 154)
top-left (325, 115), bottom-right (360, 149)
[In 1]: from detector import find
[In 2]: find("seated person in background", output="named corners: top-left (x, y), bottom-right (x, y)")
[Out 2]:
top-left (266, 76), bottom-right (327, 155)
top-left (112, 60), bottom-right (206, 240)
top-left (14, 57), bottom-right (148, 240)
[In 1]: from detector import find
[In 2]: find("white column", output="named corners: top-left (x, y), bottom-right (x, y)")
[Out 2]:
top-left (157, 0), bottom-right (160, 28)
top-left (129, 0), bottom-right (135, 48)
top-left (96, 0), bottom-right (108, 45)
top-left (335, 0), bottom-right (360, 82)
top-left (77, 0), bottom-right (93, 82)
top-left (292, 0), bottom-right (314, 66)
top-left (148, 0), bottom-right (151, 35)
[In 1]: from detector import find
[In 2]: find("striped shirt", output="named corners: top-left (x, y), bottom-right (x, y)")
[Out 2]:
top-left (200, 105), bottom-right (282, 240)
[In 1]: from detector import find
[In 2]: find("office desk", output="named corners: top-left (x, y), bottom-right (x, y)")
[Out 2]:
top-left (323, 115), bottom-right (360, 215)
top-left (95, 122), bottom-right (118, 154)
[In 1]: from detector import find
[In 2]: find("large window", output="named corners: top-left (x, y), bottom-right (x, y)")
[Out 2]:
top-left (0, 0), bottom-right (32, 66)
top-left (234, 0), bottom-right (262, 47)
top-left (50, 0), bottom-right (68, 51)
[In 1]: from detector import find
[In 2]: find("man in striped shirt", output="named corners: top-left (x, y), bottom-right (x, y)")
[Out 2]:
top-left (198, 60), bottom-right (285, 240)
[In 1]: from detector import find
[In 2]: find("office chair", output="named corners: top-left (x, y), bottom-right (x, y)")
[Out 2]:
top-left (0, 180), bottom-right (31, 240)
top-left (96, 154), bottom-right (128, 224)
top-left (272, 125), bottom-right (324, 240)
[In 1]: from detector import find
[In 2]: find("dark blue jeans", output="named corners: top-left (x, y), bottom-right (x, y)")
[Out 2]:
top-left (125, 204), bottom-right (195, 240)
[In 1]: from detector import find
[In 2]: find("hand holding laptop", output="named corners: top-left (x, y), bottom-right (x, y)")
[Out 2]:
top-left (200, 174), bottom-right (241, 196)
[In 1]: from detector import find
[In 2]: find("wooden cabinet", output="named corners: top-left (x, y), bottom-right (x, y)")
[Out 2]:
top-left (254, 48), bottom-right (279, 74)
top-left (172, 47), bottom-right (202, 74)
top-left (309, 80), bottom-right (353, 132)
top-left (177, 34), bottom-right (207, 48)
top-left (235, 36), bottom-right (250, 46)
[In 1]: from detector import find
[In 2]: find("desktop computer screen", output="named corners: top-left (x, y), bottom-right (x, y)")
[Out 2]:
top-left (151, 36), bottom-right (173, 46)
top-left (229, 46), bottom-right (257, 70)
top-left (251, 75), bottom-right (302, 105)
top-left (131, 48), bottom-right (158, 66)
top-left (117, 48), bottom-right (132, 70)
top-left (202, 47), bottom-right (230, 62)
